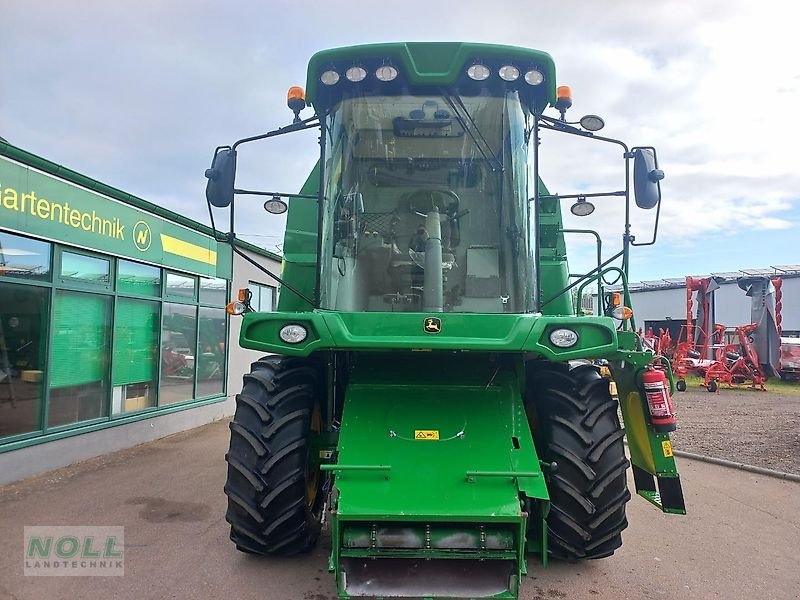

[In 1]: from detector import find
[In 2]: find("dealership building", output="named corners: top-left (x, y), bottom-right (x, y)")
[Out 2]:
top-left (0, 142), bottom-right (281, 483)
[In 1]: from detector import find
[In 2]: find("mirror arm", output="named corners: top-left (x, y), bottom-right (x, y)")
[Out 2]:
top-left (539, 118), bottom-right (592, 137)
top-left (234, 189), bottom-right (318, 200)
top-left (630, 196), bottom-right (662, 247)
top-left (232, 116), bottom-right (320, 151)
top-left (539, 191), bottom-right (625, 201)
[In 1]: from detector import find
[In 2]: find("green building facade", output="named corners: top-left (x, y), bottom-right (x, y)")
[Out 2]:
top-left (0, 142), bottom-right (242, 452)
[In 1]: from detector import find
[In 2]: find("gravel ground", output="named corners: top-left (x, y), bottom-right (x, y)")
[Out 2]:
top-left (669, 383), bottom-right (800, 474)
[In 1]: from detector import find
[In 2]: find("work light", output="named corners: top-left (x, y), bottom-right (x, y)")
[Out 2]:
top-left (345, 66), bottom-right (367, 82)
top-left (375, 65), bottom-right (398, 81)
top-left (467, 64), bottom-right (491, 81)
top-left (320, 70), bottom-right (340, 85)
top-left (524, 69), bottom-right (544, 85)
top-left (498, 65), bottom-right (520, 81)
top-left (580, 115), bottom-right (605, 132)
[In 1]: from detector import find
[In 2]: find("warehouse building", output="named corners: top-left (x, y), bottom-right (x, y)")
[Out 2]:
top-left (0, 142), bottom-right (281, 483)
top-left (607, 271), bottom-right (799, 338)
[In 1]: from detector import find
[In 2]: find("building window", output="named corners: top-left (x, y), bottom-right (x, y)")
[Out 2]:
top-left (60, 251), bottom-right (111, 287)
top-left (196, 307), bottom-right (226, 398)
top-left (159, 303), bottom-right (197, 405)
top-left (199, 277), bottom-right (227, 307)
top-left (165, 272), bottom-right (196, 300)
top-left (118, 260), bottom-right (161, 297)
top-left (0, 282), bottom-right (49, 437)
top-left (48, 290), bottom-right (112, 427)
top-left (249, 282), bottom-right (276, 312)
top-left (112, 298), bottom-right (159, 414)
top-left (0, 231), bottom-right (52, 281)
top-left (0, 228), bottom-right (229, 447)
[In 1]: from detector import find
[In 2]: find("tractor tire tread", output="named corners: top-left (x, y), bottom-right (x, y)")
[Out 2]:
top-left (223, 354), bottom-right (324, 557)
top-left (526, 361), bottom-right (630, 561)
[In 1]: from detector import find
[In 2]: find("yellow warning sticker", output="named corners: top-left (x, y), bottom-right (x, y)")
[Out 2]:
top-left (662, 440), bottom-right (673, 457)
top-left (415, 430), bottom-right (440, 441)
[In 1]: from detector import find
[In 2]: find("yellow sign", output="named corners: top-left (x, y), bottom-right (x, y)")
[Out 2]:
top-left (160, 233), bottom-right (217, 266)
top-left (662, 440), bottom-right (673, 457)
top-left (414, 430), bottom-right (440, 440)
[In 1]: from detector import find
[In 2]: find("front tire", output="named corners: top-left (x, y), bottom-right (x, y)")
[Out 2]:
top-left (224, 355), bottom-right (326, 556)
top-left (526, 361), bottom-right (631, 560)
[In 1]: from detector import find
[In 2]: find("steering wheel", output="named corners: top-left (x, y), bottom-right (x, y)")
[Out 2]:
top-left (405, 189), bottom-right (469, 251)
top-left (406, 189), bottom-right (468, 221)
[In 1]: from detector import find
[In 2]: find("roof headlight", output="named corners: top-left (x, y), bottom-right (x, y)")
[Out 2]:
top-left (467, 64), bottom-right (491, 81)
top-left (549, 328), bottom-right (579, 348)
top-left (375, 65), bottom-right (398, 81)
top-left (320, 70), bottom-right (340, 85)
top-left (345, 66), bottom-right (367, 82)
top-left (524, 69), bottom-right (544, 85)
top-left (498, 65), bottom-right (520, 81)
top-left (279, 324), bottom-right (308, 344)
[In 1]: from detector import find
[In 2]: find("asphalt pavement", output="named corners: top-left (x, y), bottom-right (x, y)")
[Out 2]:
top-left (1, 419), bottom-right (798, 600)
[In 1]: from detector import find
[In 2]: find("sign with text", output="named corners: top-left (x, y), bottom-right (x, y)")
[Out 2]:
top-left (1, 154), bottom-right (230, 279)
top-left (24, 526), bottom-right (124, 576)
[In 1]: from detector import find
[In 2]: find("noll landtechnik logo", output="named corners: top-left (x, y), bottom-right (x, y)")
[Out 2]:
top-left (133, 220), bottom-right (152, 252)
top-left (24, 526), bottom-right (124, 576)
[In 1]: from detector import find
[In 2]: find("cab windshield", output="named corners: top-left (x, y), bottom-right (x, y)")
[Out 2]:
top-left (319, 91), bottom-right (533, 313)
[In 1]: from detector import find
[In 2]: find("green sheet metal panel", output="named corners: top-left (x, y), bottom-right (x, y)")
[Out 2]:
top-left (277, 162), bottom-right (320, 312)
top-left (332, 354), bottom-right (548, 521)
top-left (240, 310), bottom-right (618, 362)
top-left (112, 298), bottom-right (159, 386)
top-left (50, 291), bottom-right (110, 388)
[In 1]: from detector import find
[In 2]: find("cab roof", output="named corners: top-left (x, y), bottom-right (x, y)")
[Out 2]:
top-left (305, 42), bottom-right (557, 111)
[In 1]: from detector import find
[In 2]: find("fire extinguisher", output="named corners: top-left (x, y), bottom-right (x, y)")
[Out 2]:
top-left (641, 367), bottom-right (677, 433)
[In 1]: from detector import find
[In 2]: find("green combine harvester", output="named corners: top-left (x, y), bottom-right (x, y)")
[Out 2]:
top-left (204, 42), bottom-right (686, 599)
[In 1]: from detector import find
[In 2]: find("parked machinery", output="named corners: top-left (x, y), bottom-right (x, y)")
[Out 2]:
top-left (204, 42), bottom-right (685, 599)
top-left (673, 275), bottom-right (782, 392)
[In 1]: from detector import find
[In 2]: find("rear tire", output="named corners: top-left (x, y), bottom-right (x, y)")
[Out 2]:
top-left (676, 379), bottom-right (687, 392)
top-left (526, 361), bottom-right (631, 560)
top-left (224, 355), bottom-right (326, 556)
top-left (707, 380), bottom-right (718, 393)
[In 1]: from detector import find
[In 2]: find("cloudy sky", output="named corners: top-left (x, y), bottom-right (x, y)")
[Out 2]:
top-left (2, 0), bottom-right (798, 282)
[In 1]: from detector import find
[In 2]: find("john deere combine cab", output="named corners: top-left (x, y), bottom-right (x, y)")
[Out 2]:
top-left (205, 42), bottom-right (685, 599)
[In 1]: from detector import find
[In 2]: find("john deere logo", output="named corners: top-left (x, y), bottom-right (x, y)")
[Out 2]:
top-left (423, 317), bottom-right (442, 334)
top-left (133, 220), bottom-right (152, 251)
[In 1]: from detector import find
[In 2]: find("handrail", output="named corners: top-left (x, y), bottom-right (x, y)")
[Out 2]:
top-left (560, 229), bottom-right (602, 314)
top-left (576, 266), bottom-right (636, 332)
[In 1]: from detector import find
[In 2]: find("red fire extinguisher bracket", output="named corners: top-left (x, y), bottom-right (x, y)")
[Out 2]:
top-left (641, 366), bottom-right (677, 433)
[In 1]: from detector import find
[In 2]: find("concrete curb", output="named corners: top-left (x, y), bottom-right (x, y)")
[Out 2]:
top-left (672, 449), bottom-right (800, 483)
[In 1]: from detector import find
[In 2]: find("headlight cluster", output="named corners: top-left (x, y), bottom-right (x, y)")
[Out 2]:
top-left (321, 62), bottom-right (543, 86)
top-left (321, 65), bottom-right (398, 85)
top-left (549, 328), bottom-right (579, 348)
top-left (467, 63), bottom-right (544, 86)
top-left (279, 324), bottom-right (308, 344)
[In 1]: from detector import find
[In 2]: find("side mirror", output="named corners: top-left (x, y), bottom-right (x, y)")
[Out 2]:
top-left (205, 148), bottom-right (237, 208)
top-left (632, 148), bottom-right (664, 209)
